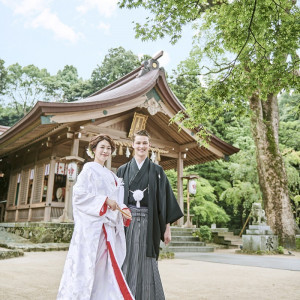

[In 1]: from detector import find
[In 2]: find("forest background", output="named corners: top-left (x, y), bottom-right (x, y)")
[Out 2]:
top-left (1, 46), bottom-right (299, 234)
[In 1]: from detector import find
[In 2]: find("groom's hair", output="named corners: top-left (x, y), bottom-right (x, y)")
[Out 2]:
top-left (132, 130), bottom-right (151, 142)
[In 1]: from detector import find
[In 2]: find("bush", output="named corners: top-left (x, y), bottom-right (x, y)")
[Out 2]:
top-left (277, 246), bottom-right (285, 254)
top-left (193, 225), bottom-right (212, 242)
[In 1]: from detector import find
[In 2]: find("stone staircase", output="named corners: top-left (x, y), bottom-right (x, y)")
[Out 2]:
top-left (211, 228), bottom-right (242, 249)
top-left (162, 227), bottom-right (214, 253)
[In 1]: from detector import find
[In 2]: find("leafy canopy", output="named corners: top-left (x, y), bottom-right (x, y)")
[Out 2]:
top-left (120, 0), bottom-right (300, 114)
top-left (90, 47), bottom-right (150, 92)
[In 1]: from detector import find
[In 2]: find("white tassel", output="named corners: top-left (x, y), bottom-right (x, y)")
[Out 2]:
top-left (151, 150), bottom-right (156, 162)
top-left (112, 147), bottom-right (117, 157)
top-left (126, 147), bottom-right (130, 158)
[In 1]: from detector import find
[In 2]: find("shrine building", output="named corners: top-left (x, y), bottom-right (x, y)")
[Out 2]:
top-left (0, 52), bottom-right (239, 225)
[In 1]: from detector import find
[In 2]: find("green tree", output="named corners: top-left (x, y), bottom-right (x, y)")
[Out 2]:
top-left (44, 65), bottom-right (92, 102)
top-left (0, 105), bottom-right (24, 126)
top-left (279, 93), bottom-right (300, 150)
top-left (191, 178), bottom-right (230, 226)
top-left (119, 0), bottom-right (300, 247)
top-left (90, 47), bottom-right (142, 92)
top-left (0, 59), bottom-right (8, 95)
top-left (3, 63), bottom-right (51, 115)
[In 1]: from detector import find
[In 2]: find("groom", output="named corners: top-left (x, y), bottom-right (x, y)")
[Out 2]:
top-left (117, 130), bottom-right (183, 300)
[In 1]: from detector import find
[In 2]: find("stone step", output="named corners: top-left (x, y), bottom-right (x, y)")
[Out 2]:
top-left (171, 236), bottom-right (199, 242)
top-left (212, 229), bottom-right (242, 248)
top-left (219, 232), bottom-right (235, 237)
top-left (210, 228), bottom-right (229, 233)
top-left (0, 242), bottom-right (69, 252)
top-left (169, 241), bottom-right (206, 247)
top-left (168, 246), bottom-right (214, 253)
top-left (171, 226), bottom-right (194, 230)
top-left (170, 230), bottom-right (195, 236)
top-left (0, 247), bottom-right (24, 260)
top-left (171, 227), bottom-right (194, 233)
top-left (0, 228), bottom-right (32, 244)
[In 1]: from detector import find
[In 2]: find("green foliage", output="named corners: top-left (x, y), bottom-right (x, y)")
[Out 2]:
top-left (0, 47), bottom-right (146, 125)
top-left (0, 105), bottom-right (24, 126)
top-left (158, 251), bottom-right (174, 260)
top-left (279, 93), bottom-right (300, 151)
top-left (237, 249), bottom-right (283, 255)
top-left (2, 63), bottom-right (52, 115)
top-left (165, 169), bottom-right (178, 197)
top-left (220, 182), bottom-right (260, 216)
top-left (44, 65), bottom-right (92, 102)
top-left (292, 194), bottom-right (300, 226)
top-left (0, 59), bottom-right (8, 95)
top-left (191, 178), bottom-right (230, 226)
top-left (296, 236), bottom-right (300, 250)
top-left (119, 0), bottom-right (213, 44)
top-left (90, 47), bottom-right (142, 92)
top-left (277, 246), bottom-right (285, 254)
top-left (166, 169), bottom-right (230, 227)
top-left (169, 66), bottom-right (200, 105)
top-left (120, 0), bottom-right (300, 96)
top-left (193, 225), bottom-right (212, 242)
top-left (186, 114), bottom-right (262, 229)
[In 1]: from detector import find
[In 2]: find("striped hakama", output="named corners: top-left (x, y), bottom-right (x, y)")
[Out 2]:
top-left (122, 206), bottom-right (165, 300)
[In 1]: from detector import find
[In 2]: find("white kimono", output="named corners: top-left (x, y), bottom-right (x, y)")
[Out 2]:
top-left (57, 162), bottom-right (134, 300)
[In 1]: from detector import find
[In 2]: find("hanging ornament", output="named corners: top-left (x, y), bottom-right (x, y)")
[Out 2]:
top-left (119, 145), bottom-right (123, 156)
top-left (126, 147), bottom-right (130, 158)
top-left (112, 146), bottom-right (117, 157)
top-left (157, 151), bottom-right (161, 161)
top-left (150, 150), bottom-right (156, 162)
top-left (86, 146), bottom-right (95, 159)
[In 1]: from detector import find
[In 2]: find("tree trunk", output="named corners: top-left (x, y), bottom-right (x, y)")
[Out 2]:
top-left (249, 92), bottom-right (297, 248)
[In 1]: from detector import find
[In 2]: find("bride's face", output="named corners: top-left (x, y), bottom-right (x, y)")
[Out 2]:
top-left (94, 140), bottom-right (112, 166)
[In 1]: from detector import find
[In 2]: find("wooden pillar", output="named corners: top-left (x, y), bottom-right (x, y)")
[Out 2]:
top-left (59, 138), bottom-right (79, 222)
top-left (177, 152), bottom-right (184, 226)
top-left (28, 148), bottom-right (39, 221)
top-left (44, 157), bottom-right (56, 222)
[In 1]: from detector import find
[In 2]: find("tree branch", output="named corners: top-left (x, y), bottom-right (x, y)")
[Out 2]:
top-left (222, 0), bottom-right (257, 81)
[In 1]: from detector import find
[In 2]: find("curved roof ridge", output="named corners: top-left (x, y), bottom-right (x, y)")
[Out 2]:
top-left (86, 51), bottom-right (165, 98)
top-left (88, 65), bottom-right (142, 97)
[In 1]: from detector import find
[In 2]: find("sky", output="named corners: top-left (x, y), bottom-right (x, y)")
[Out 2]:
top-left (0, 0), bottom-right (195, 80)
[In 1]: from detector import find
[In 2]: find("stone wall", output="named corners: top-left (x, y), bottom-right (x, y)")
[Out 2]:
top-left (0, 222), bottom-right (74, 243)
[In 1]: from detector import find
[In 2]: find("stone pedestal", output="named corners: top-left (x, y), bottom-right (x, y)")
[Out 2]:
top-left (242, 225), bottom-right (278, 251)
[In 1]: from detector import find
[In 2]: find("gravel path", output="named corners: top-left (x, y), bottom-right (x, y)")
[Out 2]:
top-left (0, 250), bottom-right (299, 300)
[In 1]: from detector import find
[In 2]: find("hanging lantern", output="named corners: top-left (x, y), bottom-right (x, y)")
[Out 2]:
top-left (67, 162), bottom-right (78, 182)
top-left (126, 147), bottom-right (130, 158)
top-left (188, 180), bottom-right (197, 194)
top-left (119, 145), bottom-right (123, 156)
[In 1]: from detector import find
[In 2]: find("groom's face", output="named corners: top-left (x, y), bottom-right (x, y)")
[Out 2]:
top-left (132, 135), bottom-right (150, 160)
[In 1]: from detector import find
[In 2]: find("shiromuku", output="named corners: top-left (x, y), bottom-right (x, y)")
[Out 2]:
top-left (57, 134), bottom-right (133, 300)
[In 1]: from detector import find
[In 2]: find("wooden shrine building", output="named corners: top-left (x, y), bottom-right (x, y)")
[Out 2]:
top-left (0, 53), bottom-right (239, 225)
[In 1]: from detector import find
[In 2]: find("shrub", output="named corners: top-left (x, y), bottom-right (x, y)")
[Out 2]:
top-left (193, 225), bottom-right (212, 242)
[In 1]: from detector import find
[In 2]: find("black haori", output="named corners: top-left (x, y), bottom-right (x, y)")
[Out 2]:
top-left (122, 206), bottom-right (165, 300)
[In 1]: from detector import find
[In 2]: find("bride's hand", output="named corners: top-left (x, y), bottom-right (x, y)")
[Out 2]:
top-left (106, 198), bottom-right (117, 211)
